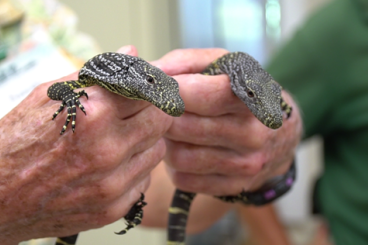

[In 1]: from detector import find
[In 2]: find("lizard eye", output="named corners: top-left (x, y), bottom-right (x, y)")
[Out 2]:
top-left (146, 75), bottom-right (155, 84)
top-left (247, 90), bottom-right (255, 98)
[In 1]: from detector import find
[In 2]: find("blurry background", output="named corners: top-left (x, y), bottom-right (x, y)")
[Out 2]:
top-left (0, 0), bottom-right (330, 244)
top-left (177, 0), bottom-right (329, 64)
top-left (59, 0), bottom-right (330, 62)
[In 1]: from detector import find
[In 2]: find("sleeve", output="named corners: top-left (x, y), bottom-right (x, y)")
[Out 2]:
top-left (266, 33), bottom-right (332, 138)
top-left (265, 0), bottom-right (349, 139)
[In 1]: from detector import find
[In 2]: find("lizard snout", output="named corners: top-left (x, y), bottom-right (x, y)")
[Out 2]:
top-left (263, 114), bottom-right (283, 129)
top-left (163, 97), bottom-right (185, 117)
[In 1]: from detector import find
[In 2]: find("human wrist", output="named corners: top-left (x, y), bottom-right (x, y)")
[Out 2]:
top-left (217, 158), bottom-right (296, 206)
top-left (0, 219), bottom-right (23, 245)
top-left (243, 159), bottom-right (296, 206)
top-left (0, 166), bottom-right (27, 245)
top-left (0, 235), bottom-right (19, 245)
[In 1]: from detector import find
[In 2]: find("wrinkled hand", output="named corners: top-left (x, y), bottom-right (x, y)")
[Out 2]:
top-left (152, 48), bottom-right (302, 196)
top-left (0, 46), bottom-right (171, 245)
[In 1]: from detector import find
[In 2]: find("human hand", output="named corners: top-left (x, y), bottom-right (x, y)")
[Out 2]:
top-left (0, 46), bottom-right (171, 244)
top-left (152, 48), bottom-right (302, 196)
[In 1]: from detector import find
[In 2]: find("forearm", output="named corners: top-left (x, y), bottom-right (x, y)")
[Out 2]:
top-left (237, 204), bottom-right (292, 245)
top-left (0, 83), bottom-right (52, 244)
top-left (187, 194), bottom-right (232, 234)
top-left (0, 225), bottom-right (18, 245)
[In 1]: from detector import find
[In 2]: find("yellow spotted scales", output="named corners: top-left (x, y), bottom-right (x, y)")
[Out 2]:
top-left (47, 52), bottom-right (185, 135)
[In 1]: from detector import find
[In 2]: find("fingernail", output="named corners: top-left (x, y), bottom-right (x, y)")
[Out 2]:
top-left (117, 45), bottom-right (132, 54)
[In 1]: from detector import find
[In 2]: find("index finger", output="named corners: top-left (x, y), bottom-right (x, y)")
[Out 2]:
top-left (173, 73), bottom-right (248, 116)
top-left (151, 48), bottom-right (229, 75)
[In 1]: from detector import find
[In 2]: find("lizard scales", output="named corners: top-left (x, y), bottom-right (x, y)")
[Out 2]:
top-left (48, 52), bottom-right (185, 135)
top-left (47, 52), bottom-right (185, 245)
top-left (167, 51), bottom-right (292, 245)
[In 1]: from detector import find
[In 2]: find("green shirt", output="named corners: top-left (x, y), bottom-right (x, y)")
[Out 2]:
top-left (267, 0), bottom-right (368, 244)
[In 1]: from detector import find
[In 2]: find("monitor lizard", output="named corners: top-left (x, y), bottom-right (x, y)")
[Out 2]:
top-left (47, 52), bottom-right (185, 245)
top-left (166, 51), bottom-right (292, 245)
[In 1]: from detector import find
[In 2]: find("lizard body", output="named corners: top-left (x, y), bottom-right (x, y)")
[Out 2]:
top-left (48, 52), bottom-right (185, 245)
top-left (48, 52), bottom-right (185, 135)
top-left (167, 52), bottom-right (292, 245)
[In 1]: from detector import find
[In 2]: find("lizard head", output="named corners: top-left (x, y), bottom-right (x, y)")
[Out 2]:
top-left (128, 62), bottom-right (185, 117)
top-left (233, 71), bottom-right (283, 129)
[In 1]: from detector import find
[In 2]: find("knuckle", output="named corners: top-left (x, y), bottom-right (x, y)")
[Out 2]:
top-left (127, 142), bottom-right (165, 180)
top-left (163, 141), bottom-right (187, 170)
top-left (96, 175), bottom-right (139, 205)
top-left (240, 154), bottom-right (266, 176)
top-left (224, 153), bottom-right (266, 176)
top-left (153, 139), bottom-right (167, 163)
top-left (127, 108), bottom-right (171, 151)
top-left (168, 48), bottom-right (185, 57)
top-left (211, 47), bottom-right (229, 56)
top-left (144, 107), bottom-right (171, 137)
top-left (97, 182), bottom-right (123, 204)
top-left (242, 123), bottom-right (269, 149)
top-left (244, 161), bottom-right (264, 176)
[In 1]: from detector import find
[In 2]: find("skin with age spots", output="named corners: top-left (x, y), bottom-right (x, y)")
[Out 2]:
top-left (48, 51), bottom-right (185, 245)
top-left (0, 46), bottom-right (172, 245)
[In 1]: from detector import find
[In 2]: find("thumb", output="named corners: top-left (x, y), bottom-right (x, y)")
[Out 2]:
top-left (116, 45), bottom-right (138, 57)
top-left (151, 48), bottom-right (228, 76)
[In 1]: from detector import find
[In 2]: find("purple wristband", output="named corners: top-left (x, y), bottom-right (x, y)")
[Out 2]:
top-left (241, 159), bottom-right (296, 206)
top-left (216, 159), bottom-right (296, 206)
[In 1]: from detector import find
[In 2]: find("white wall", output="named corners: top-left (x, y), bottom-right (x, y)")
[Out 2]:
top-left (61, 0), bottom-right (180, 61)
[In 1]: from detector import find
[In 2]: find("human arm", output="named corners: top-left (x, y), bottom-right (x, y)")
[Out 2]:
top-left (0, 46), bottom-right (171, 245)
top-left (237, 204), bottom-right (292, 245)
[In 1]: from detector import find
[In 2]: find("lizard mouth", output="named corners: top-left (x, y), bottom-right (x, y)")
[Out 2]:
top-left (137, 90), bottom-right (185, 117)
top-left (263, 115), bottom-right (283, 129)
top-left (149, 97), bottom-right (185, 117)
top-left (162, 98), bottom-right (185, 117)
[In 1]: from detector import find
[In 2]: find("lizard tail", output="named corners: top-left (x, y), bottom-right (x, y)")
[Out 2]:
top-left (55, 234), bottom-right (79, 245)
top-left (167, 189), bottom-right (196, 245)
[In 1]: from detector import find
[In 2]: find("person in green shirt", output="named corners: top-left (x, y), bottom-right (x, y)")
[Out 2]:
top-left (266, 0), bottom-right (368, 244)
top-left (162, 0), bottom-right (368, 244)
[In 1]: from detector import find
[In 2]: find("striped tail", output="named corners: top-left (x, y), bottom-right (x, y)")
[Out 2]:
top-left (115, 193), bottom-right (147, 235)
top-left (55, 234), bottom-right (79, 245)
top-left (54, 194), bottom-right (146, 245)
top-left (167, 189), bottom-right (196, 245)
